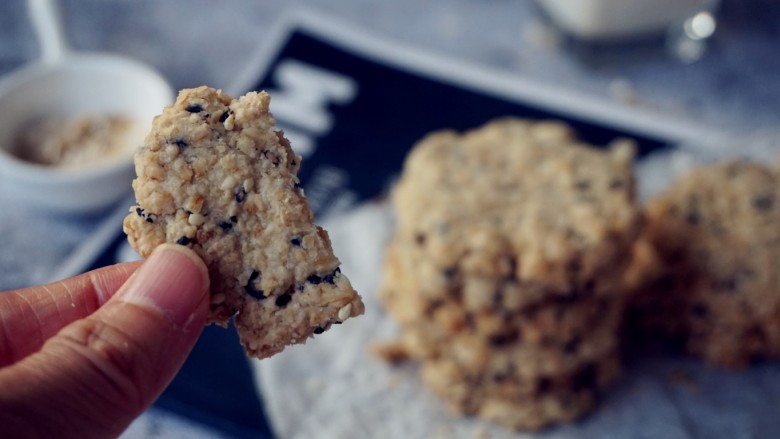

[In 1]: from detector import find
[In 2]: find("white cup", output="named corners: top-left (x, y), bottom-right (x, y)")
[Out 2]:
top-left (535, 0), bottom-right (719, 41)
top-left (0, 0), bottom-right (173, 214)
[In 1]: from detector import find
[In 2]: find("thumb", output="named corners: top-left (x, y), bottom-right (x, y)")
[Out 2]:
top-left (0, 244), bottom-right (210, 439)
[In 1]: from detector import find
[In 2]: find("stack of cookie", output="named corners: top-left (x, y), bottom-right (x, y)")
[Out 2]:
top-left (631, 160), bottom-right (780, 368)
top-left (379, 118), bottom-right (642, 430)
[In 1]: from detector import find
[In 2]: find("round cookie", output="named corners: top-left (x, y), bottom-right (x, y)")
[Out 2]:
top-left (391, 118), bottom-right (640, 306)
top-left (421, 353), bottom-right (622, 431)
top-left (382, 241), bottom-right (623, 377)
top-left (123, 86), bottom-right (363, 359)
top-left (636, 159), bottom-right (780, 367)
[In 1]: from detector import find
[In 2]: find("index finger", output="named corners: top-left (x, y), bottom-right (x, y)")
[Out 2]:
top-left (0, 261), bottom-right (142, 367)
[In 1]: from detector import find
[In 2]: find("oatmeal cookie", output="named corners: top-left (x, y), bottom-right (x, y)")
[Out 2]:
top-left (378, 118), bottom-right (641, 430)
top-left (422, 353), bottom-right (622, 431)
top-left (635, 160), bottom-right (780, 368)
top-left (123, 86), bottom-right (363, 359)
top-left (390, 118), bottom-right (640, 306)
top-left (382, 241), bottom-right (623, 377)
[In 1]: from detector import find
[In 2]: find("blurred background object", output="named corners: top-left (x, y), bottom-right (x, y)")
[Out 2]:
top-left (1, 0), bottom-right (777, 139)
top-left (535, 0), bottom-right (719, 42)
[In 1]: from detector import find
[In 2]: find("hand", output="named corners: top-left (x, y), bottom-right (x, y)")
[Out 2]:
top-left (0, 244), bottom-right (210, 439)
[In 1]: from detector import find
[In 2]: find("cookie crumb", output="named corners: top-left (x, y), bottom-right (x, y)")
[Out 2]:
top-left (371, 340), bottom-right (412, 365)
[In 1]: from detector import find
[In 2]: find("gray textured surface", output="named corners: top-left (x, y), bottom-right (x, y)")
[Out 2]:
top-left (0, 1), bottom-right (778, 285)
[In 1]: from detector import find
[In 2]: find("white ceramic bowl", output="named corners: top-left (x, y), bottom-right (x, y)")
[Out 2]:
top-left (0, 52), bottom-right (173, 214)
top-left (0, 0), bottom-right (173, 215)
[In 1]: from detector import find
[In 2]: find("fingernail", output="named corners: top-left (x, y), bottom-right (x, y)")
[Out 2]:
top-left (119, 244), bottom-right (210, 326)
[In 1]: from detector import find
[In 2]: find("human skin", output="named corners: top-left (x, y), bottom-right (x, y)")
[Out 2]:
top-left (0, 244), bottom-right (210, 439)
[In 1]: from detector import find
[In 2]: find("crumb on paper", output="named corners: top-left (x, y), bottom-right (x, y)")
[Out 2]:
top-left (371, 340), bottom-right (412, 365)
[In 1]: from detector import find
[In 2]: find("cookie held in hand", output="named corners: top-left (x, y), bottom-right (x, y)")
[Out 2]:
top-left (123, 86), bottom-right (364, 359)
